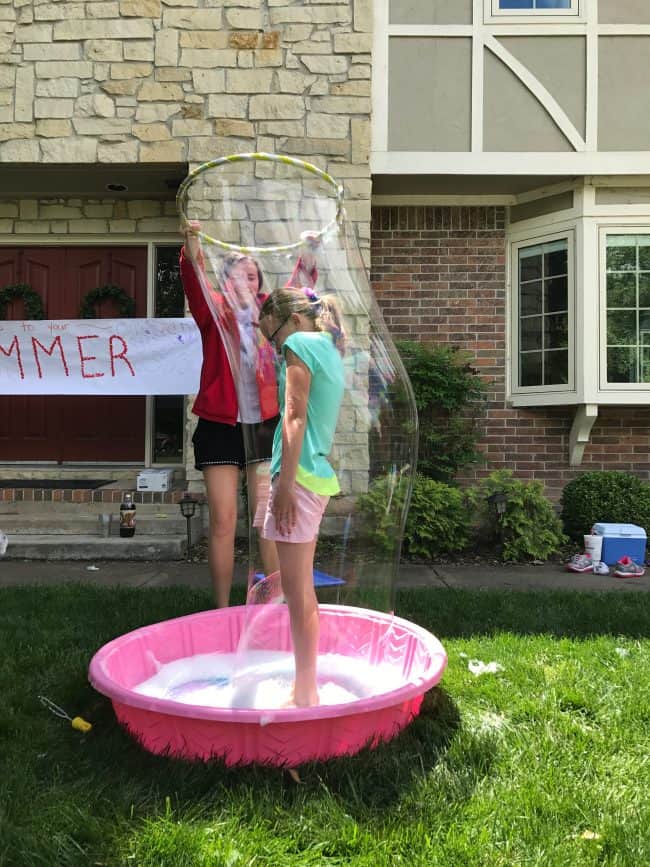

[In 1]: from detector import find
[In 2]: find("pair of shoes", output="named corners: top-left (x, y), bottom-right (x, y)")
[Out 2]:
top-left (593, 561), bottom-right (610, 575)
top-left (613, 556), bottom-right (645, 578)
top-left (566, 553), bottom-right (593, 573)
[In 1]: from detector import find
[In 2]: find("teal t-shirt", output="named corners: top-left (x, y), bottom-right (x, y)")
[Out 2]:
top-left (270, 331), bottom-right (345, 495)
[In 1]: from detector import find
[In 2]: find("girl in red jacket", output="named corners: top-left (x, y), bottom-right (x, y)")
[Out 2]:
top-left (181, 221), bottom-right (315, 607)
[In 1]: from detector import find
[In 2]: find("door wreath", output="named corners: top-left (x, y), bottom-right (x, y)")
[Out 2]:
top-left (0, 284), bottom-right (45, 320)
top-left (80, 284), bottom-right (136, 319)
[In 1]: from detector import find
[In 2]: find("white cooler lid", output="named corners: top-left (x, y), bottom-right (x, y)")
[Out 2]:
top-left (592, 522), bottom-right (647, 539)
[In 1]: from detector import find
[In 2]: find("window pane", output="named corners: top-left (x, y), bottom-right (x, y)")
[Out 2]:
top-left (521, 280), bottom-right (543, 316)
top-left (639, 310), bottom-right (650, 345)
top-left (545, 247), bottom-right (568, 278)
top-left (639, 239), bottom-right (650, 271)
top-left (520, 251), bottom-right (542, 282)
top-left (607, 272), bottom-right (636, 308)
top-left (607, 310), bottom-right (636, 345)
top-left (607, 238), bottom-right (636, 271)
top-left (499, 0), bottom-right (571, 6)
top-left (607, 347), bottom-right (637, 383)
top-left (521, 316), bottom-right (543, 351)
top-left (520, 352), bottom-right (542, 386)
top-left (639, 274), bottom-right (650, 308)
top-left (155, 245), bottom-right (184, 317)
top-left (500, 0), bottom-right (534, 7)
top-left (545, 313), bottom-right (568, 349)
top-left (544, 350), bottom-right (568, 385)
top-left (536, 0), bottom-right (571, 7)
top-left (642, 348), bottom-right (650, 383)
top-left (545, 276), bottom-right (568, 312)
top-left (153, 396), bottom-right (184, 464)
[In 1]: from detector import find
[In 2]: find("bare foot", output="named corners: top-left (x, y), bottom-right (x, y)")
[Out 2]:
top-left (282, 684), bottom-right (320, 708)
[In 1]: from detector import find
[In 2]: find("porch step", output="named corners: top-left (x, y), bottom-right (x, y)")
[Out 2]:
top-left (3, 534), bottom-right (187, 561)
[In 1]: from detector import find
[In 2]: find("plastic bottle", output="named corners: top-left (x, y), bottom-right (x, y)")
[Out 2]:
top-left (119, 492), bottom-right (136, 538)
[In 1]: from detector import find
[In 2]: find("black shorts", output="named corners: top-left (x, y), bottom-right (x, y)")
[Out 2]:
top-left (192, 416), bottom-right (279, 471)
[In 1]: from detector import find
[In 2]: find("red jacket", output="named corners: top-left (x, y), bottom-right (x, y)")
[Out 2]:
top-left (180, 250), bottom-right (278, 425)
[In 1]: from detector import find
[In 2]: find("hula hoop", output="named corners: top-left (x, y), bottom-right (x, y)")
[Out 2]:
top-left (176, 152), bottom-right (345, 255)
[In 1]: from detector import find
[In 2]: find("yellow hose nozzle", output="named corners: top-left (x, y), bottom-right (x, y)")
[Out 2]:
top-left (71, 716), bottom-right (92, 733)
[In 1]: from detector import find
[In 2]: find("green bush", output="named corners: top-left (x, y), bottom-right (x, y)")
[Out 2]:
top-left (560, 471), bottom-right (650, 542)
top-left (396, 340), bottom-right (488, 482)
top-left (357, 473), bottom-right (473, 560)
top-left (476, 470), bottom-right (566, 562)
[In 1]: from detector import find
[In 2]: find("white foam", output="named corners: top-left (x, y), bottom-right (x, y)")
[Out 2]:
top-left (134, 650), bottom-right (404, 710)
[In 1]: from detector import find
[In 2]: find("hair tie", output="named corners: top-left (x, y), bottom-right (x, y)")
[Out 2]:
top-left (301, 287), bottom-right (322, 313)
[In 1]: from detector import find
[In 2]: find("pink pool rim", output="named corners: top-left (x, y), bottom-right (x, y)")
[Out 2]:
top-left (88, 604), bottom-right (447, 767)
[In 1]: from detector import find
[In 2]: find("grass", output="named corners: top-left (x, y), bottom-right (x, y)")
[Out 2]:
top-left (1, 585), bottom-right (649, 867)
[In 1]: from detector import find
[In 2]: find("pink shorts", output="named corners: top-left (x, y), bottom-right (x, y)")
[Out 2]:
top-left (254, 477), bottom-right (329, 544)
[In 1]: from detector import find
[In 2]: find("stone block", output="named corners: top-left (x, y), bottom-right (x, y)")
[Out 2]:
top-left (331, 80), bottom-right (370, 97)
top-left (126, 200), bottom-right (161, 219)
top-left (73, 118), bottom-right (131, 134)
top-left (15, 66), bottom-right (35, 121)
top-left (35, 77), bottom-right (79, 99)
top-left (97, 140), bottom-right (138, 161)
top-left (85, 40), bottom-right (123, 61)
top-left (181, 102), bottom-right (203, 119)
top-left (206, 93), bottom-right (248, 118)
top-left (301, 55), bottom-right (348, 74)
top-left (40, 204), bottom-right (83, 219)
top-left (124, 42), bottom-right (154, 62)
top-left (138, 81), bottom-right (184, 101)
top-left (136, 217), bottom-right (180, 232)
top-left (76, 93), bottom-right (116, 118)
top-left (20, 201), bottom-right (39, 221)
top-left (109, 62), bottom-right (153, 79)
top-left (0, 122), bottom-right (33, 142)
top-left (155, 29), bottom-right (179, 66)
top-left (0, 203), bottom-right (18, 217)
top-left (191, 68), bottom-right (225, 93)
top-left (34, 98), bottom-right (74, 118)
top-left (226, 68), bottom-right (273, 93)
top-left (140, 140), bottom-right (186, 161)
top-left (282, 24), bottom-right (313, 41)
top-left (35, 61), bottom-right (93, 78)
top-left (35, 119), bottom-right (72, 137)
top-left (280, 136), bottom-right (348, 157)
top-left (270, 6), bottom-right (350, 24)
top-left (23, 43), bottom-right (80, 61)
top-left (86, 2), bottom-right (120, 18)
top-left (53, 19), bottom-right (153, 40)
top-left (101, 79), bottom-right (140, 96)
top-left (276, 70), bottom-right (315, 93)
top-left (67, 219), bottom-right (109, 233)
top-left (311, 96), bottom-right (370, 114)
top-left (134, 102), bottom-right (177, 122)
top-left (35, 3), bottom-right (84, 21)
top-left (84, 204), bottom-right (115, 218)
top-left (215, 118), bottom-right (255, 137)
top-left (171, 119), bottom-right (212, 136)
top-left (249, 94), bottom-right (304, 120)
top-left (261, 31), bottom-right (280, 49)
top-left (351, 117), bottom-right (370, 164)
top-left (15, 23), bottom-right (52, 42)
top-left (333, 32), bottom-right (371, 53)
top-left (228, 31), bottom-right (259, 50)
top-left (179, 31), bottom-right (230, 49)
top-left (108, 219), bottom-right (137, 232)
top-left (41, 138), bottom-right (97, 161)
top-left (349, 64), bottom-right (370, 79)
top-left (120, 0), bottom-right (161, 16)
top-left (258, 119), bottom-right (304, 136)
top-left (254, 49), bottom-right (283, 66)
top-left (180, 48), bottom-right (237, 67)
top-left (14, 220), bottom-right (50, 234)
top-left (133, 122), bottom-right (172, 141)
top-left (307, 112), bottom-right (349, 139)
top-left (162, 9), bottom-right (222, 29)
top-left (225, 8), bottom-right (261, 29)
top-left (156, 68), bottom-right (191, 81)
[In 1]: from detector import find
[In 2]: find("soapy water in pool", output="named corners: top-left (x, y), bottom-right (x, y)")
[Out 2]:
top-left (134, 650), bottom-right (406, 710)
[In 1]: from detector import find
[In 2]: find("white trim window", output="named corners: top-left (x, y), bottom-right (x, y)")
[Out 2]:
top-left (513, 233), bottom-right (573, 392)
top-left (486, 0), bottom-right (581, 22)
top-left (603, 232), bottom-right (650, 387)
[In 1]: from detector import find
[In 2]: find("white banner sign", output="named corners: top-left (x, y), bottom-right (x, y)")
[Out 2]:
top-left (0, 318), bottom-right (202, 395)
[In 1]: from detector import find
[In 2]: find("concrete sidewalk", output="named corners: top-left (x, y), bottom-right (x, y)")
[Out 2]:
top-left (1, 558), bottom-right (649, 593)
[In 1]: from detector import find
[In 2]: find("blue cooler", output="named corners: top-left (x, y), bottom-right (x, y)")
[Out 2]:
top-left (592, 523), bottom-right (647, 565)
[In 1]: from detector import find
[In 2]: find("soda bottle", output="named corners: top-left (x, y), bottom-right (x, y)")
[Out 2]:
top-left (119, 492), bottom-right (136, 538)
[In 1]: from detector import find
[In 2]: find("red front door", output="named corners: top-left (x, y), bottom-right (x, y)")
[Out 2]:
top-left (0, 246), bottom-right (147, 462)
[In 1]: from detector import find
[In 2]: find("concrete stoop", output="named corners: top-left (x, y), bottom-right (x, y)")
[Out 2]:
top-left (0, 501), bottom-right (205, 561)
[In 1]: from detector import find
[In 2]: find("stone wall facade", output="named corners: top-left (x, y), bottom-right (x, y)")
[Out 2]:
top-left (371, 205), bottom-right (650, 502)
top-left (0, 0), bottom-right (372, 482)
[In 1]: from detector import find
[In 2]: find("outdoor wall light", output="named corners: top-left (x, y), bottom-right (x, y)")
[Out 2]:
top-left (105, 183), bottom-right (128, 192)
top-left (487, 492), bottom-right (508, 517)
top-left (179, 493), bottom-right (199, 561)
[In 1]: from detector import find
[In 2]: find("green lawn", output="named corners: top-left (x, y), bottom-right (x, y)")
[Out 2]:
top-left (1, 585), bottom-right (649, 867)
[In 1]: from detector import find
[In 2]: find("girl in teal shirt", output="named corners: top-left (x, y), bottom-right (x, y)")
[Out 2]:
top-left (257, 286), bottom-right (345, 707)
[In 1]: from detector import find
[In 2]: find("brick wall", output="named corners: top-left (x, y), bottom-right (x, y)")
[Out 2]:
top-left (370, 205), bottom-right (650, 501)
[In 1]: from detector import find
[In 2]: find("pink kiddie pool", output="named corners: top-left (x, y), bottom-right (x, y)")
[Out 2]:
top-left (89, 604), bottom-right (447, 767)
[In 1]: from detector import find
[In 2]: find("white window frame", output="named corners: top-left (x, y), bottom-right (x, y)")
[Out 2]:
top-left (484, 0), bottom-right (584, 25)
top-left (511, 229), bottom-right (575, 396)
top-left (599, 226), bottom-right (650, 394)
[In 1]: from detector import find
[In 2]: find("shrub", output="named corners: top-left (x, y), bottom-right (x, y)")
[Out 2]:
top-left (395, 340), bottom-right (488, 483)
top-left (560, 471), bottom-right (650, 542)
top-left (476, 470), bottom-right (566, 562)
top-left (357, 473), bottom-right (473, 560)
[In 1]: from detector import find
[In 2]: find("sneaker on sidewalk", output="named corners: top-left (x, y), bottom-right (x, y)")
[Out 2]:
top-left (613, 556), bottom-right (645, 578)
top-left (566, 553), bottom-right (593, 573)
top-left (593, 560), bottom-right (610, 575)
